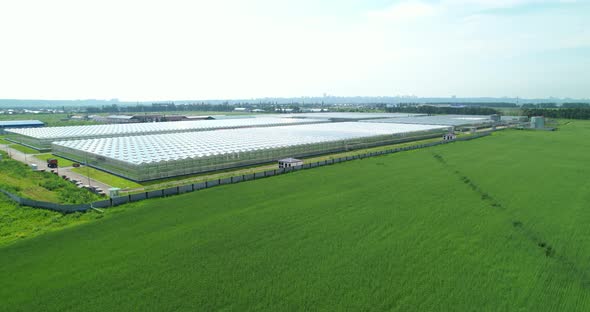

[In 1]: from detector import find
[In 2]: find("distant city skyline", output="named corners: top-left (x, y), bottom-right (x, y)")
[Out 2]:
top-left (0, 0), bottom-right (588, 100)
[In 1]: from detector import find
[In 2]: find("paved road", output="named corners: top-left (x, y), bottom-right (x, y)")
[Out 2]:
top-left (1, 143), bottom-right (113, 193)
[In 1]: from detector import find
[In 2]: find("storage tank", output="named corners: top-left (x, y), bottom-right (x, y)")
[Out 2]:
top-left (530, 116), bottom-right (545, 129)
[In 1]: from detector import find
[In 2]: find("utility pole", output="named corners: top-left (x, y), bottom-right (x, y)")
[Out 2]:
top-left (85, 151), bottom-right (91, 187)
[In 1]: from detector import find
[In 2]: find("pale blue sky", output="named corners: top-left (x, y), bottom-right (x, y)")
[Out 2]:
top-left (0, 0), bottom-right (588, 100)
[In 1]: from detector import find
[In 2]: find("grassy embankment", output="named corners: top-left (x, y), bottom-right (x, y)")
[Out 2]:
top-left (0, 151), bottom-right (101, 204)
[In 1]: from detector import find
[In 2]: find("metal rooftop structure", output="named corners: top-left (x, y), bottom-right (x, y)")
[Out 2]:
top-left (53, 122), bottom-right (450, 181)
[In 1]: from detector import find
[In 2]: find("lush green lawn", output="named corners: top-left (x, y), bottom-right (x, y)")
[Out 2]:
top-left (1, 121), bottom-right (590, 310)
top-left (71, 166), bottom-right (142, 189)
top-left (7, 143), bottom-right (39, 154)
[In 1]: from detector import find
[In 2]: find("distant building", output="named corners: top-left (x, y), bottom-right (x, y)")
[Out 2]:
top-left (0, 120), bottom-right (44, 134)
top-left (234, 108), bottom-right (248, 112)
top-left (442, 133), bottom-right (456, 141)
top-left (106, 115), bottom-right (137, 123)
top-left (301, 108), bottom-right (328, 113)
top-left (278, 158), bottom-right (303, 168)
top-left (530, 116), bottom-right (545, 129)
top-left (184, 115), bottom-right (216, 121)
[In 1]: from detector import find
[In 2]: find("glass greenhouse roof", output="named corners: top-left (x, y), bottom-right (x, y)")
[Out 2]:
top-left (5, 117), bottom-right (325, 140)
top-left (363, 115), bottom-right (494, 126)
top-left (258, 113), bottom-right (425, 120)
top-left (53, 122), bottom-right (449, 165)
top-left (0, 120), bottom-right (44, 126)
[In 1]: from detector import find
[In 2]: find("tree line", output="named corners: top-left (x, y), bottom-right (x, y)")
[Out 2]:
top-left (522, 103), bottom-right (590, 109)
top-left (521, 108), bottom-right (590, 120)
top-left (386, 105), bottom-right (499, 115)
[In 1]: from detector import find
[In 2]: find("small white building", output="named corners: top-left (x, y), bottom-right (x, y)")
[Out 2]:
top-left (278, 158), bottom-right (303, 168)
top-left (443, 133), bottom-right (456, 141)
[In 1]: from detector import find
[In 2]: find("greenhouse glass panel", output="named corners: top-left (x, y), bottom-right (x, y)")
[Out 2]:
top-left (363, 115), bottom-right (495, 127)
top-left (4, 117), bottom-right (327, 150)
top-left (52, 122), bottom-right (450, 181)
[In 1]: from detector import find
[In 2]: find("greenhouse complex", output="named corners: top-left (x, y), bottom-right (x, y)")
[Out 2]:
top-left (363, 115), bottom-right (497, 127)
top-left (4, 117), bottom-right (327, 150)
top-left (52, 122), bottom-right (451, 181)
top-left (266, 112), bottom-right (426, 121)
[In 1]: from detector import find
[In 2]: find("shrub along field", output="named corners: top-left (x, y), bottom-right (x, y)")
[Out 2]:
top-left (1, 121), bottom-right (590, 310)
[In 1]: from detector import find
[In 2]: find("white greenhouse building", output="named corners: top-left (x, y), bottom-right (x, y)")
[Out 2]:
top-left (363, 115), bottom-right (496, 127)
top-left (4, 117), bottom-right (327, 150)
top-left (52, 122), bottom-right (450, 181)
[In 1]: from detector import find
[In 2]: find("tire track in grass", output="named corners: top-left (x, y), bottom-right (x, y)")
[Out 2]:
top-left (432, 152), bottom-right (590, 288)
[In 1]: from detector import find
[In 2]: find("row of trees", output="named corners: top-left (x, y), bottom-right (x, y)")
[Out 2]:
top-left (85, 103), bottom-right (237, 113)
top-left (521, 108), bottom-right (590, 120)
top-left (386, 105), bottom-right (499, 115)
top-left (521, 103), bottom-right (590, 109)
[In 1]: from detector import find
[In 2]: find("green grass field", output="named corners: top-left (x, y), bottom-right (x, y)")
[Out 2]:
top-left (1, 121), bottom-right (590, 310)
top-left (6, 143), bottom-right (39, 154)
top-left (70, 166), bottom-right (143, 189)
top-left (0, 194), bottom-right (125, 247)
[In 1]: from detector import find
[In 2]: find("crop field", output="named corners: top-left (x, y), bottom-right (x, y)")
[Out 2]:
top-left (1, 121), bottom-right (590, 311)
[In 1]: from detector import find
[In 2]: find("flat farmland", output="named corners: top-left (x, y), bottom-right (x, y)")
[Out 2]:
top-left (1, 121), bottom-right (590, 311)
